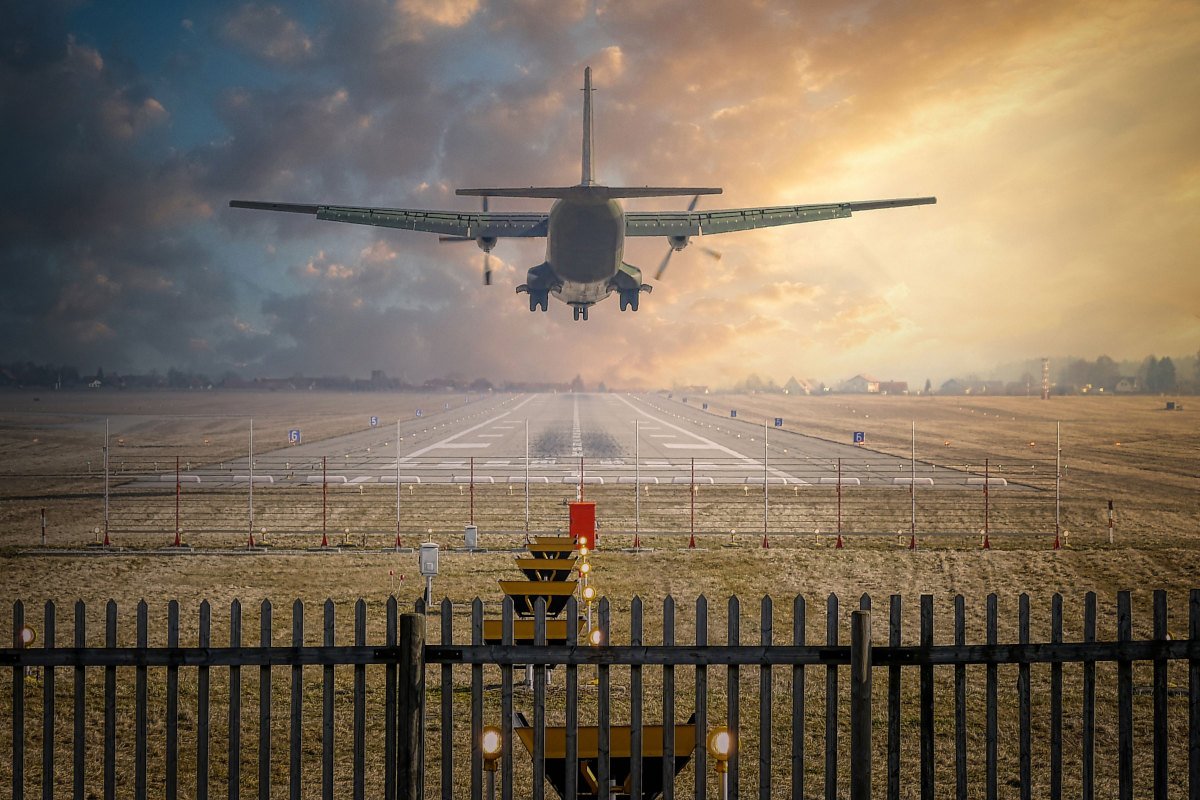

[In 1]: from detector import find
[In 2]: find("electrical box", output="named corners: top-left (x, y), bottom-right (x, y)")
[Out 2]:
top-left (419, 542), bottom-right (439, 577)
top-left (569, 502), bottom-right (596, 549)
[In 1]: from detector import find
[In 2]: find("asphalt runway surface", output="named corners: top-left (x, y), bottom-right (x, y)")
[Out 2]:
top-left (149, 393), bottom-right (1010, 490)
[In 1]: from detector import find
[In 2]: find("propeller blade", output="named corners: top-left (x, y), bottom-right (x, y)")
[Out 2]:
top-left (686, 194), bottom-right (702, 212)
top-left (483, 251), bottom-right (492, 286)
top-left (482, 196), bottom-right (489, 213)
top-left (654, 248), bottom-right (674, 280)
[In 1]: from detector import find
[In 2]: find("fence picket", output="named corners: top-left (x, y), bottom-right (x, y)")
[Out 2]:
top-left (197, 601), bottom-right (210, 800)
top-left (440, 598), bottom-right (454, 800)
top-left (954, 595), bottom-right (966, 800)
top-left (631, 597), bottom-right (644, 800)
top-left (760, 597), bottom-right (772, 800)
top-left (291, 601), bottom-right (303, 800)
top-left (505, 597), bottom-right (518, 800)
top-left (695, 596), bottom-right (708, 800)
top-left (728, 596), bottom-right (741, 800)
top-left (73, 601), bottom-right (84, 800)
top-left (985, 594), bottom-right (997, 800)
top-left (824, 594), bottom-right (837, 800)
top-left (230, 599), bottom-right (242, 800)
top-left (598, 598), bottom-right (611, 800)
top-left (1152, 590), bottom-right (1167, 800)
top-left (1018, 593), bottom-right (1031, 800)
top-left (1190, 589), bottom-right (1198, 800)
top-left (1050, 594), bottom-right (1062, 800)
top-left (663, 596), bottom-right (676, 800)
top-left (166, 601), bottom-right (178, 800)
top-left (261, 601), bottom-right (273, 800)
top-left (920, 595), bottom-right (934, 800)
top-left (1118, 591), bottom-right (1132, 800)
top-left (135, 601), bottom-right (147, 800)
top-left (104, 601), bottom-right (116, 800)
top-left (14, 601), bottom-right (26, 800)
top-left (791, 596), bottom-right (805, 800)
top-left (533, 598), bottom-right (547, 800)
top-left (322, 600), bottom-right (334, 800)
top-left (353, 600), bottom-right (365, 800)
top-left (888, 595), bottom-right (901, 800)
top-left (1082, 592), bottom-right (1096, 800)
top-left (43, 601), bottom-right (55, 800)
top-left (471, 598), bottom-right (483, 800)
top-left (561, 597), bottom-right (575, 800)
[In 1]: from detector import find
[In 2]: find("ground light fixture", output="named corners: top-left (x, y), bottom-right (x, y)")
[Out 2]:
top-left (707, 726), bottom-right (733, 800)
top-left (481, 725), bottom-right (502, 800)
top-left (588, 627), bottom-right (603, 646)
top-left (19, 626), bottom-right (36, 647)
top-left (582, 586), bottom-right (596, 602)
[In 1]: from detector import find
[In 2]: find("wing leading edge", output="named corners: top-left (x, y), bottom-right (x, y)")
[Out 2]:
top-left (624, 196), bottom-right (937, 237)
top-left (229, 201), bottom-right (549, 239)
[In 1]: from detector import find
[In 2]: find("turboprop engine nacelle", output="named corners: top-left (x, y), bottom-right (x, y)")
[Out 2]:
top-left (667, 235), bottom-right (689, 251)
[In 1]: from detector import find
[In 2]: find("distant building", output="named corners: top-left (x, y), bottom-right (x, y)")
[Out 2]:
top-left (839, 375), bottom-right (880, 394)
top-left (939, 379), bottom-right (967, 395)
top-left (1115, 377), bottom-right (1137, 393)
top-left (877, 380), bottom-right (909, 395)
top-left (784, 376), bottom-right (822, 395)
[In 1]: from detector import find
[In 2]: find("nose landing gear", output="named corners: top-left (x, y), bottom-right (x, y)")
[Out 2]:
top-left (571, 304), bottom-right (590, 321)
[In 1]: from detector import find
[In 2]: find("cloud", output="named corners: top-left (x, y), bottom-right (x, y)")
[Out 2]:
top-left (221, 4), bottom-right (315, 64)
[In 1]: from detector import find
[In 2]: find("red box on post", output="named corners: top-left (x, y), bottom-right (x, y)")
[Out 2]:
top-left (569, 501), bottom-right (596, 549)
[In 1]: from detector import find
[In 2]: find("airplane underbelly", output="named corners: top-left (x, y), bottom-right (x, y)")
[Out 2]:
top-left (547, 199), bottom-right (623, 284)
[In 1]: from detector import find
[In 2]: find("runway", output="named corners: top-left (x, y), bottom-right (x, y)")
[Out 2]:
top-left (168, 393), bottom-right (1004, 489)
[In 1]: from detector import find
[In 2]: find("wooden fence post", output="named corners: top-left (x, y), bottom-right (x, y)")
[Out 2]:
top-left (398, 612), bottom-right (426, 800)
top-left (850, 610), bottom-right (872, 800)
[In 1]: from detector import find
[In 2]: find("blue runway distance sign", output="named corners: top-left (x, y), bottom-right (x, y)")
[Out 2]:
top-left (702, 402), bottom-right (708, 410)
top-left (288, 429), bottom-right (301, 444)
top-left (415, 409), bottom-right (423, 417)
top-left (853, 431), bottom-right (866, 444)
top-left (775, 418), bottom-right (783, 427)
top-left (730, 409), bottom-right (737, 418)
top-left (370, 416), bottom-right (378, 427)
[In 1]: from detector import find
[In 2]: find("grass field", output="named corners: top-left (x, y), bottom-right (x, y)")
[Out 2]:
top-left (1, 391), bottom-right (1196, 797)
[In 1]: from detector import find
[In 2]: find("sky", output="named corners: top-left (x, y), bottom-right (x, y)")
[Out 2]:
top-left (1, 0), bottom-right (1197, 389)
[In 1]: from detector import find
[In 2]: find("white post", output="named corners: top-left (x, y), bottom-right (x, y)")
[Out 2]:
top-left (403, 419), bottom-right (408, 544)
top-left (248, 417), bottom-right (254, 536)
top-left (911, 421), bottom-right (917, 538)
top-left (524, 419), bottom-right (530, 534)
top-left (1056, 421), bottom-right (1061, 540)
top-left (763, 418), bottom-right (769, 537)
top-left (396, 420), bottom-right (401, 540)
top-left (634, 419), bottom-right (640, 536)
top-left (103, 417), bottom-right (110, 540)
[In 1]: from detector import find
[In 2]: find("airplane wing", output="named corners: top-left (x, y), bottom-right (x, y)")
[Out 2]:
top-left (229, 201), bottom-right (549, 238)
top-left (624, 197), bottom-right (936, 237)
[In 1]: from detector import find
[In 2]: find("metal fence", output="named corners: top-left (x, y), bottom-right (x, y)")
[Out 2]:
top-left (4, 590), bottom-right (1197, 799)
top-left (8, 453), bottom-right (1060, 548)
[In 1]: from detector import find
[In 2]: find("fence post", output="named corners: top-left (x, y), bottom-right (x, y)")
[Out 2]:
top-left (398, 612), bottom-right (426, 800)
top-left (850, 610), bottom-right (872, 800)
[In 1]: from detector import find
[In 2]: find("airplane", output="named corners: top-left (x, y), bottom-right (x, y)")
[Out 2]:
top-left (231, 68), bottom-right (935, 321)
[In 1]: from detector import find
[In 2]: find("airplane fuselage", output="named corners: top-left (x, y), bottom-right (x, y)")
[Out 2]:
top-left (546, 196), bottom-right (625, 305)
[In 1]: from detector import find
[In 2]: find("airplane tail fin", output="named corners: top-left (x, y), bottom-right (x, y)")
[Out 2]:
top-left (456, 67), bottom-right (723, 201)
top-left (582, 66), bottom-right (595, 186)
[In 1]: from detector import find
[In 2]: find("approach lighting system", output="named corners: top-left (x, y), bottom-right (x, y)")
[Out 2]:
top-left (19, 626), bottom-right (36, 647)
top-left (582, 586), bottom-right (596, 602)
top-left (589, 627), bottom-right (603, 646)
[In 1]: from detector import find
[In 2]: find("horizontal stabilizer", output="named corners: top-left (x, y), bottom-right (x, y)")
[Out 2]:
top-left (457, 186), bottom-right (722, 200)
